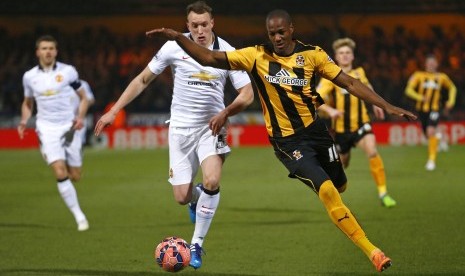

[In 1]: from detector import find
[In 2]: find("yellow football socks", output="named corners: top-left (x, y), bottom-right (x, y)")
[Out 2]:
top-left (428, 136), bottom-right (438, 162)
top-left (369, 154), bottom-right (387, 197)
top-left (318, 181), bottom-right (377, 257)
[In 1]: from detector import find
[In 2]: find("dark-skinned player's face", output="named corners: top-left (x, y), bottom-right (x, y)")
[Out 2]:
top-left (266, 17), bottom-right (294, 55)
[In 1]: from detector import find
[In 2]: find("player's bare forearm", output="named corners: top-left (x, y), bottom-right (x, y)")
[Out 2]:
top-left (20, 99), bottom-right (33, 125)
top-left (334, 72), bottom-right (417, 120)
top-left (18, 98), bottom-right (33, 139)
top-left (146, 28), bottom-right (230, 69)
top-left (76, 92), bottom-right (89, 129)
top-left (225, 83), bottom-right (254, 117)
top-left (209, 83), bottom-right (254, 135)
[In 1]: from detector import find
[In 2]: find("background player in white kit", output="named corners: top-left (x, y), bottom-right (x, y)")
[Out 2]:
top-left (94, 1), bottom-right (253, 269)
top-left (17, 35), bottom-right (90, 231)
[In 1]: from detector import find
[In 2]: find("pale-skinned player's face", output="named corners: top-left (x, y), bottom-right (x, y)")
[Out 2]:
top-left (335, 46), bottom-right (354, 68)
top-left (425, 57), bottom-right (438, 72)
top-left (36, 41), bottom-right (57, 67)
top-left (187, 12), bottom-right (214, 48)
top-left (266, 17), bottom-right (295, 56)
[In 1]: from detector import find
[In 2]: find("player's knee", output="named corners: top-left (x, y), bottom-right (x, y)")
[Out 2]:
top-left (202, 177), bottom-right (220, 191)
top-left (318, 180), bottom-right (338, 201)
top-left (69, 172), bottom-right (81, 182)
top-left (337, 183), bottom-right (347, 193)
top-left (173, 193), bottom-right (190, 205)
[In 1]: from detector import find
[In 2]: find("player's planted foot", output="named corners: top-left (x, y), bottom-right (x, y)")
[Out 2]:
top-left (380, 194), bottom-right (396, 208)
top-left (77, 219), bottom-right (89, 231)
top-left (371, 249), bottom-right (392, 272)
top-left (189, 243), bottom-right (204, 269)
top-left (425, 159), bottom-right (436, 171)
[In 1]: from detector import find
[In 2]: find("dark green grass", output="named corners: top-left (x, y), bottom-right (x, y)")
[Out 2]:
top-left (1, 145), bottom-right (465, 275)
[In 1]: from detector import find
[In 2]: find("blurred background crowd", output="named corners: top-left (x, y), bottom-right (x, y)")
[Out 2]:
top-left (0, 0), bottom-right (464, 123)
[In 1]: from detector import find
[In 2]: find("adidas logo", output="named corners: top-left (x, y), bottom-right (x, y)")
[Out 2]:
top-left (275, 69), bottom-right (291, 77)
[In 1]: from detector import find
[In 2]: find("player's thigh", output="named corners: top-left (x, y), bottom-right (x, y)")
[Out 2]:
top-left (200, 155), bottom-right (225, 190)
top-left (356, 133), bottom-right (378, 158)
top-left (198, 127), bottom-right (229, 189)
top-left (168, 126), bottom-right (199, 185)
top-left (36, 123), bottom-right (67, 165)
top-left (50, 160), bottom-right (69, 180)
top-left (65, 131), bottom-right (83, 168)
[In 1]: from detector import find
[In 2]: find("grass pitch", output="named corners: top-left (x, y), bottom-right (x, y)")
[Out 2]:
top-left (1, 145), bottom-right (465, 275)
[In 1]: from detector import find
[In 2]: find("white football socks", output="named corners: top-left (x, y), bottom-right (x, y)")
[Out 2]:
top-left (57, 178), bottom-right (86, 223)
top-left (191, 190), bottom-right (220, 247)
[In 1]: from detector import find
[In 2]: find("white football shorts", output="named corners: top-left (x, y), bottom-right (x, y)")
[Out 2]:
top-left (35, 120), bottom-right (83, 167)
top-left (168, 124), bottom-right (230, 185)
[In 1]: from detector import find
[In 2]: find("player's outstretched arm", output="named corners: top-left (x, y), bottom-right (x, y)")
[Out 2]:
top-left (146, 28), bottom-right (230, 70)
top-left (333, 72), bottom-right (417, 121)
top-left (94, 67), bottom-right (157, 136)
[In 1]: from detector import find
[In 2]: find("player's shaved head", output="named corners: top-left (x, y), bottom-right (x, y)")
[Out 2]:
top-left (266, 9), bottom-right (292, 26)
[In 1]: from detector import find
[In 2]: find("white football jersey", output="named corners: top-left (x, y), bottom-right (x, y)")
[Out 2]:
top-left (23, 62), bottom-right (82, 125)
top-left (148, 33), bottom-right (251, 127)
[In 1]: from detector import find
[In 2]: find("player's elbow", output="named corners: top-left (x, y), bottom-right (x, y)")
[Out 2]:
top-left (243, 86), bottom-right (254, 105)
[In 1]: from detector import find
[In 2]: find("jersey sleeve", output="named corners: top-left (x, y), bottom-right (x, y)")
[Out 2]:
top-left (80, 80), bottom-right (95, 101)
top-left (406, 72), bottom-right (419, 88)
top-left (67, 65), bottom-right (82, 91)
top-left (148, 41), bottom-right (173, 75)
top-left (316, 78), bottom-right (335, 102)
top-left (226, 47), bottom-right (257, 72)
top-left (313, 47), bottom-right (342, 81)
top-left (22, 73), bottom-right (33, 98)
top-left (228, 70), bottom-right (251, 90)
top-left (442, 73), bottom-right (455, 89)
top-left (356, 67), bottom-right (370, 86)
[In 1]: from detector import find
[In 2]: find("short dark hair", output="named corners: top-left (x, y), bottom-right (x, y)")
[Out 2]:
top-left (426, 53), bottom-right (437, 60)
top-left (35, 35), bottom-right (57, 49)
top-left (266, 9), bottom-right (292, 25)
top-left (186, 1), bottom-right (213, 18)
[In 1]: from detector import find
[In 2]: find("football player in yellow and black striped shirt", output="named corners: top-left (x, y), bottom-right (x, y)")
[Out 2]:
top-left (147, 9), bottom-right (417, 272)
top-left (405, 54), bottom-right (457, 171)
top-left (317, 38), bottom-right (396, 208)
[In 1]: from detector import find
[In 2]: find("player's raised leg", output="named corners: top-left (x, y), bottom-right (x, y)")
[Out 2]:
top-left (52, 160), bottom-right (88, 231)
top-left (318, 180), bottom-right (391, 271)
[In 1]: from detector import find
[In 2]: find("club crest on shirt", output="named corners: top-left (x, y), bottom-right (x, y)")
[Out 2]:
top-left (295, 55), bottom-right (305, 67)
top-left (55, 74), bottom-right (63, 83)
top-left (292, 150), bottom-right (303, 160)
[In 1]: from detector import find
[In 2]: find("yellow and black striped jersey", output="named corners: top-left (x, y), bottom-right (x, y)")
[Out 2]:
top-left (317, 67), bottom-right (371, 133)
top-left (405, 71), bottom-right (456, 112)
top-left (226, 41), bottom-right (341, 138)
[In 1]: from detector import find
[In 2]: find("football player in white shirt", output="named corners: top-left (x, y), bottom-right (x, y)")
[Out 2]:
top-left (18, 35), bottom-right (90, 231)
top-left (94, 1), bottom-right (253, 269)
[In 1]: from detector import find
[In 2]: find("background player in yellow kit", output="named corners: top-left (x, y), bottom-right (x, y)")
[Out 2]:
top-left (405, 54), bottom-right (456, 171)
top-left (317, 38), bottom-right (396, 207)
